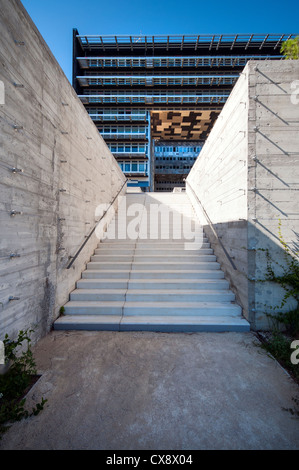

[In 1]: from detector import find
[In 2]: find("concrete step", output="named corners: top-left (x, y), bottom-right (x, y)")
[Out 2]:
top-left (77, 279), bottom-right (129, 289)
top-left (109, 217), bottom-right (202, 224)
top-left (104, 231), bottom-right (205, 238)
top-left (82, 270), bottom-right (131, 279)
top-left (70, 289), bottom-right (235, 302)
top-left (120, 315), bottom-right (250, 332)
top-left (108, 224), bottom-right (204, 231)
top-left (102, 238), bottom-right (205, 243)
top-left (77, 278), bottom-right (230, 290)
top-left (63, 300), bottom-right (242, 317)
top-left (90, 253), bottom-right (216, 262)
top-left (82, 269), bottom-right (225, 279)
top-left (92, 248), bottom-right (214, 259)
top-left (54, 314), bottom-right (250, 332)
top-left (86, 261), bottom-right (220, 271)
top-left (100, 237), bottom-right (209, 242)
top-left (94, 244), bottom-right (211, 253)
top-left (99, 239), bottom-right (209, 245)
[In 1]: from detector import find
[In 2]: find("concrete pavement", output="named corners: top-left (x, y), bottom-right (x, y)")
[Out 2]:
top-left (0, 330), bottom-right (298, 450)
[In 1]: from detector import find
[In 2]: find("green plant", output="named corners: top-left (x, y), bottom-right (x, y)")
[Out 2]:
top-left (259, 220), bottom-right (299, 335)
top-left (281, 36), bottom-right (299, 60)
top-left (255, 222), bottom-right (299, 387)
top-left (0, 329), bottom-right (47, 438)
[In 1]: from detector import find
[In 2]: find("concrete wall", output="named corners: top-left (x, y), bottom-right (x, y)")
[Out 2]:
top-left (0, 0), bottom-right (126, 342)
top-left (187, 69), bottom-right (249, 321)
top-left (187, 59), bottom-right (299, 330)
top-left (247, 60), bottom-right (299, 329)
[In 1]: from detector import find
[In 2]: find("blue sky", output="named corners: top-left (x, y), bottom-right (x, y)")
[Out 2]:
top-left (21, 0), bottom-right (299, 84)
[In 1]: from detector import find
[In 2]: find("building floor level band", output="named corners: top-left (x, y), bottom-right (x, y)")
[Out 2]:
top-left (72, 32), bottom-right (295, 191)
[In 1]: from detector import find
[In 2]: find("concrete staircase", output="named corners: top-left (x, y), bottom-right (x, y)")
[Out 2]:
top-left (54, 192), bottom-right (250, 332)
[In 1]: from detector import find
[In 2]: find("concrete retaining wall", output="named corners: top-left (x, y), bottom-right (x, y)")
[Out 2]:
top-left (247, 60), bottom-right (299, 329)
top-left (0, 0), bottom-right (126, 342)
top-left (187, 60), bottom-right (299, 330)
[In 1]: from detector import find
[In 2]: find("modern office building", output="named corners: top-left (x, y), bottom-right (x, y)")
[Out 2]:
top-left (72, 33), bottom-right (293, 191)
top-left (155, 141), bottom-right (202, 191)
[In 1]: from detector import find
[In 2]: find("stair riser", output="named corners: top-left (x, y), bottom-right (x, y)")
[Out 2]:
top-left (104, 233), bottom-right (205, 239)
top-left (119, 316), bottom-right (249, 332)
top-left (77, 281), bottom-right (129, 289)
top-left (77, 280), bottom-right (229, 290)
top-left (90, 254), bottom-right (216, 262)
top-left (93, 251), bottom-right (212, 257)
top-left (126, 305), bottom-right (241, 316)
top-left (64, 305), bottom-right (241, 317)
top-left (54, 316), bottom-right (250, 333)
top-left (70, 292), bottom-right (235, 302)
top-left (104, 236), bottom-right (205, 241)
top-left (99, 240), bottom-right (209, 245)
top-left (119, 322), bottom-right (249, 333)
top-left (107, 220), bottom-right (203, 225)
top-left (71, 293), bottom-right (125, 301)
top-left (64, 305), bottom-right (123, 316)
top-left (83, 270), bottom-right (225, 279)
top-left (106, 228), bottom-right (204, 233)
top-left (94, 245), bottom-right (211, 254)
top-left (82, 270), bottom-right (130, 279)
top-left (102, 239), bottom-right (206, 243)
top-left (87, 263), bottom-right (220, 271)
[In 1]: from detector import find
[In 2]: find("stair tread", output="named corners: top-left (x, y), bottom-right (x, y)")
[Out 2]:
top-left (121, 315), bottom-right (249, 325)
top-left (92, 254), bottom-right (214, 258)
top-left (64, 300), bottom-right (240, 307)
top-left (71, 288), bottom-right (232, 294)
top-left (78, 278), bottom-right (228, 284)
top-left (82, 269), bottom-right (225, 277)
top-left (87, 261), bottom-right (219, 265)
top-left (99, 241), bottom-right (209, 244)
top-left (83, 269), bottom-right (224, 273)
top-left (56, 314), bottom-right (247, 323)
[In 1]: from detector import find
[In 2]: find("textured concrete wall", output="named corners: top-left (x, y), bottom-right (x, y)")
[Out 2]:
top-left (187, 60), bottom-right (299, 330)
top-left (247, 60), bottom-right (299, 329)
top-left (0, 0), bottom-right (126, 342)
top-left (187, 69), bottom-right (249, 321)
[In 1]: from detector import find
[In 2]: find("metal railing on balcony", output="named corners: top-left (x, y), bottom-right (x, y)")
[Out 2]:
top-left (76, 33), bottom-right (294, 52)
top-left (89, 113), bottom-right (148, 122)
top-left (77, 74), bottom-right (240, 87)
top-left (77, 55), bottom-right (283, 70)
top-left (100, 132), bottom-right (148, 140)
top-left (79, 91), bottom-right (230, 105)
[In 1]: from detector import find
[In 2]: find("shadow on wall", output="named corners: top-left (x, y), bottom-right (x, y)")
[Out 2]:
top-left (203, 217), bottom-right (298, 331)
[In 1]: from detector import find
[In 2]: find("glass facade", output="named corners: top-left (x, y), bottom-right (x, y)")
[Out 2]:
top-left (73, 32), bottom-right (288, 191)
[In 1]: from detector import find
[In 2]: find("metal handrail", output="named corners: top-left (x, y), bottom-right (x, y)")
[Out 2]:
top-left (66, 179), bottom-right (127, 269)
top-left (186, 181), bottom-right (238, 270)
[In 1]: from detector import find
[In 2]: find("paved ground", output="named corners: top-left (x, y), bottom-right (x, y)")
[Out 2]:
top-left (0, 330), bottom-right (298, 450)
